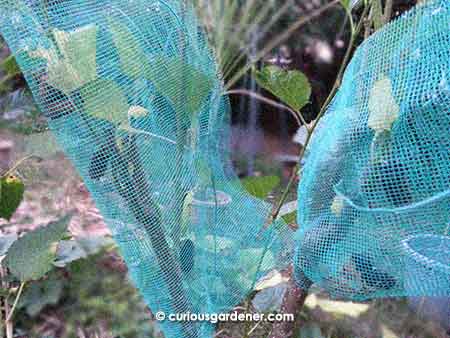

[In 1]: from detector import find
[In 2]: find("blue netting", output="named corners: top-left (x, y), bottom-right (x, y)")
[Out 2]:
top-left (295, 0), bottom-right (450, 300)
top-left (0, 1), bottom-right (293, 337)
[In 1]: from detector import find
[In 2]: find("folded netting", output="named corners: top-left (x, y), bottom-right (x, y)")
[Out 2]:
top-left (0, 1), bottom-right (294, 337)
top-left (295, 0), bottom-right (450, 300)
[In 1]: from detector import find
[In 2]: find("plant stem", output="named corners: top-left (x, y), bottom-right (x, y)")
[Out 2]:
top-left (122, 135), bottom-right (197, 338)
top-left (270, 268), bottom-right (312, 338)
top-left (1, 267), bottom-right (12, 338)
top-left (5, 282), bottom-right (25, 323)
top-left (173, 0), bottom-right (190, 252)
top-left (225, 89), bottom-right (307, 127)
top-left (267, 1), bottom-right (369, 228)
top-left (383, 0), bottom-right (393, 25)
top-left (263, 5), bottom-right (370, 337)
top-left (2, 155), bottom-right (39, 178)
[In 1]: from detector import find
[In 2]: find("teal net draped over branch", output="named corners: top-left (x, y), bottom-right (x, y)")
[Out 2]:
top-left (295, 0), bottom-right (450, 300)
top-left (0, 1), bottom-right (293, 337)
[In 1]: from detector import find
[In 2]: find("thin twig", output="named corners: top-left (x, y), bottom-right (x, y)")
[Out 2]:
top-left (225, 89), bottom-right (307, 127)
top-left (247, 320), bottom-right (262, 335)
top-left (263, 5), bottom-right (371, 337)
top-left (266, 0), bottom-right (370, 228)
top-left (2, 155), bottom-right (40, 178)
top-left (5, 282), bottom-right (26, 323)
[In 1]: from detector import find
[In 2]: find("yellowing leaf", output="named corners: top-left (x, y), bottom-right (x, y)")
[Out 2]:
top-left (30, 25), bottom-right (97, 94)
top-left (368, 77), bottom-right (399, 134)
top-left (128, 105), bottom-right (149, 118)
top-left (331, 195), bottom-right (344, 216)
top-left (81, 79), bottom-right (129, 126)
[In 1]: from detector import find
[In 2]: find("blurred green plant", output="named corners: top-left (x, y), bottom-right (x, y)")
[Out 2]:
top-left (241, 175), bottom-right (280, 200)
top-left (15, 251), bottom-right (156, 338)
top-left (193, 0), bottom-right (341, 89)
top-left (0, 158), bottom-right (115, 338)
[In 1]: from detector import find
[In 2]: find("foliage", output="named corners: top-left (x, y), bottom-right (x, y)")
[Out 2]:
top-left (29, 26), bottom-right (97, 94)
top-left (81, 79), bottom-right (129, 126)
top-left (241, 175), bottom-right (280, 200)
top-left (0, 175), bottom-right (25, 221)
top-left (0, 233), bottom-right (17, 257)
top-left (1, 55), bottom-right (21, 77)
top-left (53, 236), bottom-right (114, 267)
top-left (26, 253), bottom-right (156, 338)
top-left (254, 65), bottom-right (311, 112)
top-left (17, 273), bottom-right (64, 317)
top-left (4, 215), bottom-right (71, 281)
top-left (281, 211), bottom-right (296, 224)
top-left (0, 1), bottom-right (426, 337)
top-left (146, 56), bottom-right (214, 116)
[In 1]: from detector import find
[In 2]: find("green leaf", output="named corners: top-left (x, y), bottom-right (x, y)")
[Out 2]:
top-left (340, 0), bottom-right (351, 10)
top-left (53, 236), bottom-right (112, 267)
top-left (254, 65), bottom-right (311, 111)
top-left (146, 56), bottom-right (214, 117)
top-left (0, 55), bottom-right (21, 77)
top-left (4, 215), bottom-right (72, 281)
top-left (0, 233), bottom-right (17, 256)
top-left (18, 275), bottom-right (63, 316)
top-left (0, 175), bottom-right (25, 221)
top-left (29, 25), bottom-right (97, 94)
top-left (241, 175), bottom-right (280, 200)
top-left (81, 79), bottom-right (129, 126)
top-left (281, 211), bottom-right (297, 224)
top-left (108, 18), bottom-right (150, 79)
top-left (108, 17), bottom-right (214, 118)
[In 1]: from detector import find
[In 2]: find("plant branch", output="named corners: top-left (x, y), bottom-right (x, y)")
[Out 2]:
top-left (225, 89), bottom-right (307, 127)
top-left (383, 0), bottom-right (393, 25)
top-left (264, 4), bottom-right (370, 337)
top-left (270, 268), bottom-right (312, 338)
top-left (266, 0), bottom-right (369, 230)
top-left (5, 282), bottom-right (26, 323)
top-left (122, 135), bottom-right (196, 338)
top-left (2, 155), bottom-right (40, 178)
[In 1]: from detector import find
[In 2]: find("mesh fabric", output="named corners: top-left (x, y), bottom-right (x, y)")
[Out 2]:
top-left (0, 1), bottom-right (293, 337)
top-left (295, 0), bottom-right (450, 300)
